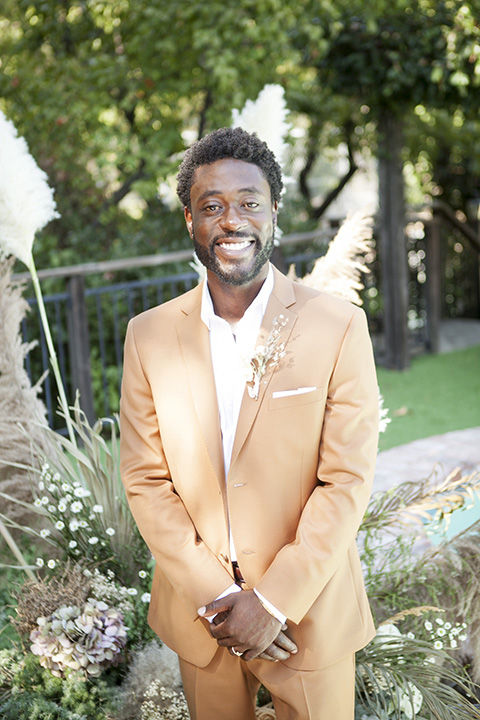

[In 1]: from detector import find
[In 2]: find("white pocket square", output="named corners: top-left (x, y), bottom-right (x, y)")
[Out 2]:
top-left (272, 386), bottom-right (317, 399)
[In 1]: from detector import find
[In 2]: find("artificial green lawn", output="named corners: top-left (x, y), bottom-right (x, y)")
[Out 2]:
top-left (376, 344), bottom-right (480, 452)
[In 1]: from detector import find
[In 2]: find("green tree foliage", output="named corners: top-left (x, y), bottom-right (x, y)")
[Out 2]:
top-left (1, 0), bottom-right (479, 267)
top-left (289, 0), bottom-right (480, 214)
top-left (0, 0), bottom-right (298, 268)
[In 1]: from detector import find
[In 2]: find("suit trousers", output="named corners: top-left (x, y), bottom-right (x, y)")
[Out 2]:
top-left (179, 647), bottom-right (356, 720)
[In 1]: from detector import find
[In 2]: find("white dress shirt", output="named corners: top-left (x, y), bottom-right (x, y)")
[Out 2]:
top-left (200, 265), bottom-right (286, 624)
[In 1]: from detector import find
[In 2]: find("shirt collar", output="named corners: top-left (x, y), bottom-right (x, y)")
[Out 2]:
top-left (201, 264), bottom-right (274, 329)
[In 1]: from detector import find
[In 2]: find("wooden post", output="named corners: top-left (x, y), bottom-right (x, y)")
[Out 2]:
top-left (377, 111), bottom-right (410, 369)
top-left (424, 216), bottom-right (442, 353)
top-left (67, 275), bottom-right (95, 423)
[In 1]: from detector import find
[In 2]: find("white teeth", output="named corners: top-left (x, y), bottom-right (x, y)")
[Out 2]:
top-left (218, 241), bottom-right (251, 250)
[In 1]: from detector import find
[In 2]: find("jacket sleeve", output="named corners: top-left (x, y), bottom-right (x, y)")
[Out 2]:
top-left (255, 307), bottom-right (379, 624)
top-left (120, 319), bottom-right (234, 616)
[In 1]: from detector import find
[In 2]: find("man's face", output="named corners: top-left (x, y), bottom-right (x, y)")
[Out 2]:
top-left (184, 158), bottom-right (277, 287)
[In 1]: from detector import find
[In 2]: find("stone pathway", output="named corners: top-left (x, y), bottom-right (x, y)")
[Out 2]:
top-left (374, 426), bottom-right (480, 494)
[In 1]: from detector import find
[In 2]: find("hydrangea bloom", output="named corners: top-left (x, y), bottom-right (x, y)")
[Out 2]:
top-left (30, 598), bottom-right (128, 677)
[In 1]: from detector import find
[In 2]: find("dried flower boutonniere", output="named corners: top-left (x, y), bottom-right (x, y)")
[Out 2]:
top-left (245, 315), bottom-right (288, 400)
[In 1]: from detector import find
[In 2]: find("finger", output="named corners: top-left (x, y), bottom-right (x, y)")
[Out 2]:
top-left (209, 624), bottom-right (232, 641)
top-left (274, 630), bottom-right (298, 654)
top-left (212, 611), bottom-right (229, 626)
top-left (242, 643), bottom-right (291, 663)
top-left (198, 592), bottom-right (238, 618)
top-left (198, 601), bottom-right (230, 618)
top-left (257, 652), bottom-right (279, 662)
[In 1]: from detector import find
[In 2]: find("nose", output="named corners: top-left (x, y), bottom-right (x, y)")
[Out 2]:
top-left (219, 205), bottom-right (247, 232)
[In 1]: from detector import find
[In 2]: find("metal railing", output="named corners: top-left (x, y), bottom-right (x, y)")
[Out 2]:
top-left (18, 233), bottom-right (329, 430)
top-left (16, 211), bottom-right (479, 430)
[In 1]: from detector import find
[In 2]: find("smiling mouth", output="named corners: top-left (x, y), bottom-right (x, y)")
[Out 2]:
top-left (216, 240), bottom-right (253, 250)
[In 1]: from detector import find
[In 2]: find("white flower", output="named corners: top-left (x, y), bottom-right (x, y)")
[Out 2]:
top-left (36, 558), bottom-right (44, 567)
top-left (138, 570), bottom-right (147, 579)
top-left (55, 521), bottom-right (65, 530)
top-left (437, 627), bottom-right (446, 637)
top-left (70, 501), bottom-right (83, 513)
top-left (53, 473), bottom-right (60, 481)
top-left (58, 501), bottom-right (67, 512)
top-left (378, 391), bottom-right (391, 434)
top-left (451, 639), bottom-right (458, 648)
top-left (434, 640), bottom-right (443, 649)
top-left (47, 484), bottom-right (55, 493)
top-left (40, 529), bottom-right (51, 538)
top-left (435, 617), bottom-right (444, 625)
top-left (79, 520), bottom-right (88, 528)
top-left (92, 504), bottom-right (104, 514)
top-left (88, 536), bottom-right (99, 545)
top-left (47, 559), bottom-right (56, 569)
top-left (69, 519), bottom-right (79, 531)
top-left (376, 623), bottom-right (401, 638)
top-left (424, 620), bottom-right (433, 631)
top-left (73, 487), bottom-right (91, 498)
top-left (407, 631), bottom-right (415, 639)
top-left (106, 527), bottom-right (115, 536)
top-left (399, 682), bottom-right (423, 719)
top-left (38, 481), bottom-right (45, 491)
top-left (34, 498), bottom-right (43, 507)
top-left (444, 622), bottom-right (452, 630)
top-left (41, 496), bottom-right (49, 505)
top-left (141, 593), bottom-right (151, 603)
top-left (61, 483), bottom-right (70, 492)
top-left (0, 111), bottom-right (59, 268)
top-left (47, 505), bottom-right (56, 513)
top-left (68, 540), bottom-right (77, 549)
top-left (127, 588), bottom-right (138, 596)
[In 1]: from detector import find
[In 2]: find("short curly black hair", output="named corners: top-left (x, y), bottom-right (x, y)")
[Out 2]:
top-left (176, 126), bottom-right (283, 209)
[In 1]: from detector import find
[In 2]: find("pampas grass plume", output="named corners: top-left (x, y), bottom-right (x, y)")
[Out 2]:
top-left (291, 209), bottom-right (374, 306)
top-left (232, 84), bottom-right (291, 169)
top-left (0, 111), bottom-right (59, 268)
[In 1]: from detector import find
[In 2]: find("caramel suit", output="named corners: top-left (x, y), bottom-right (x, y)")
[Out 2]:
top-left (120, 267), bottom-right (379, 717)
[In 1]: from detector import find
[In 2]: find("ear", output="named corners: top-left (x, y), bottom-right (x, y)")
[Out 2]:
top-left (272, 201), bottom-right (278, 225)
top-left (184, 207), bottom-right (193, 238)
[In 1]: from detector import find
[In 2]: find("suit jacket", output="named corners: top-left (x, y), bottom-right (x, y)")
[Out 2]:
top-left (120, 266), bottom-right (379, 670)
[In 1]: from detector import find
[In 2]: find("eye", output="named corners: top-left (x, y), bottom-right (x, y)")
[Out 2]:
top-left (203, 203), bottom-right (221, 212)
top-left (244, 201), bottom-right (259, 209)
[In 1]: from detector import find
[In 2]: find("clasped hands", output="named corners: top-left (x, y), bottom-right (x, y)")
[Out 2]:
top-left (198, 589), bottom-right (298, 662)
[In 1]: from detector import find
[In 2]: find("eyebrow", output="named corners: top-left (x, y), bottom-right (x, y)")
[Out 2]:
top-left (196, 186), bottom-right (262, 202)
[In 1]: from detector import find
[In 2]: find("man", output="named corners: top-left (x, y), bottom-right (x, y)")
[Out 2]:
top-left (120, 127), bottom-right (379, 719)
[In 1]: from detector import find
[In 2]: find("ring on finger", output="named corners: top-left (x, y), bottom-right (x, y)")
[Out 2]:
top-left (231, 647), bottom-right (243, 657)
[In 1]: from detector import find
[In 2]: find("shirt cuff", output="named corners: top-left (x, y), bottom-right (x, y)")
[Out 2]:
top-left (253, 588), bottom-right (287, 625)
top-left (206, 583), bottom-right (241, 624)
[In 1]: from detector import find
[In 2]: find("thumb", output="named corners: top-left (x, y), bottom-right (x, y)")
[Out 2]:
top-left (198, 596), bottom-right (235, 618)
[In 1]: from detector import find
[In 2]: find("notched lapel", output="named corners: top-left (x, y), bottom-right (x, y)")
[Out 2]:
top-left (230, 270), bottom-right (298, 468)
top-left (176, 302), bottom-right (225, 489)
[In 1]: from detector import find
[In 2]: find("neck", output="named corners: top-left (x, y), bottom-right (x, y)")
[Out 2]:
top-left (206, 267), bottom-right (269, 323)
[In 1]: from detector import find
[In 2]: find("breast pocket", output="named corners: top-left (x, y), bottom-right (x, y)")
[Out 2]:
top-left (268, 387), bottom-right (323, 411)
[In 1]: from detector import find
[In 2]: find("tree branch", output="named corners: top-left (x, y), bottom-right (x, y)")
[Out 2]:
top-left (198, 88), bottom-right (213, 140)
top-left (92, 159), bottom-right (148, 228)
top-left (312, 137), bottom-right (358, 220)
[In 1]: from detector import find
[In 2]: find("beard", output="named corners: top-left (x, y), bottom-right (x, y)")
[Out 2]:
top-left (192, 228), bottom-right (275, 287)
